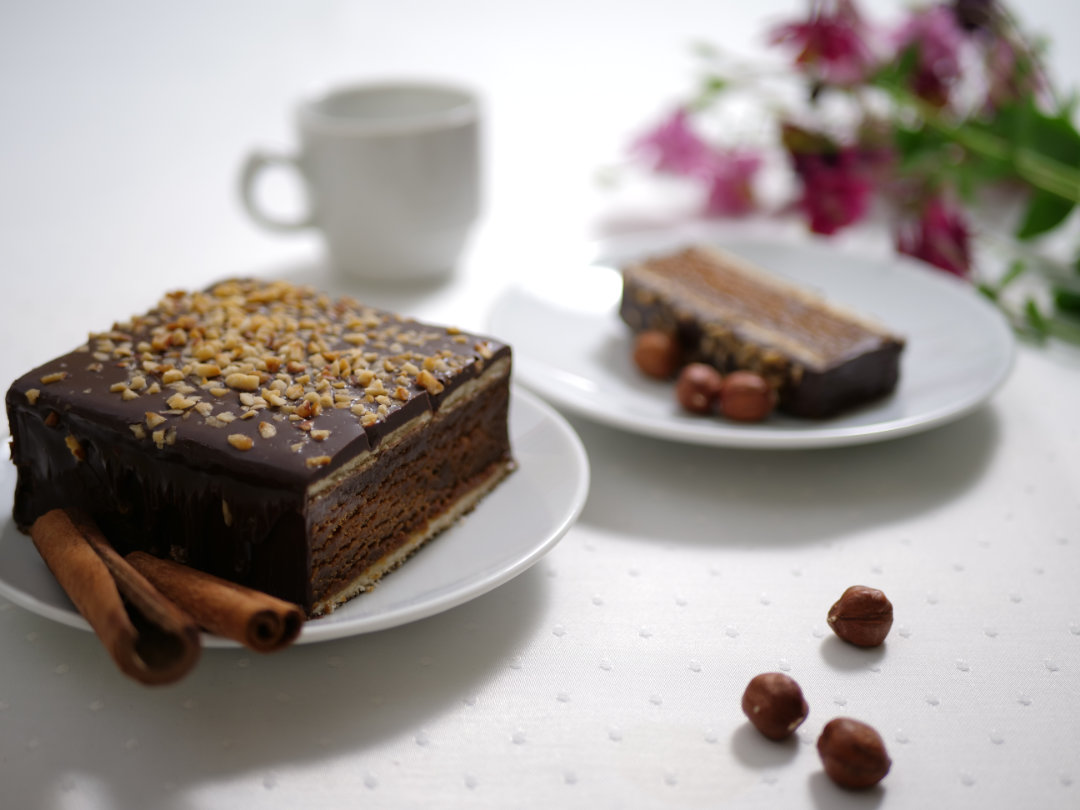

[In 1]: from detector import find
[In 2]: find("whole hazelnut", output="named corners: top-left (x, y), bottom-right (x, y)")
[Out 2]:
top-left (675, 363), bottom-right (724, 414)
top-left (827, 585), bottom-right (894, 647)
top-left (741, 672), bottom-right (809, 741)
top-left (718, 371), bottom-right (776, 422)
top-left (817, 717), bottom-right (891, 789)
top-left (632, 330), bottom-right (680, 379)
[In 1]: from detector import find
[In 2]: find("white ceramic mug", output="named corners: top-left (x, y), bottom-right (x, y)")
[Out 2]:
top-left (240, 80), bottom-right (481, 282)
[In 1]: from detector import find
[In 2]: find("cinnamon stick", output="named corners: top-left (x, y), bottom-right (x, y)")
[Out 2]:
top-left (126, 552), bottom-right (304, 652)
top-left (29, 509), bottom-right (201, 685)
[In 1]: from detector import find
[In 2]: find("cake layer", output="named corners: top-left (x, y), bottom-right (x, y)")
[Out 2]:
top-left (6, 279), bottom-right (514, 614)
top-left (620, 246), bottom-right (905, 418)
top-left (308, 364), bottom-right (513, 614)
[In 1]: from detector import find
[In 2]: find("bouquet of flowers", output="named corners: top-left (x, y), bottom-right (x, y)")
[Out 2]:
top-left (627, 0), bottom-right (1080, 341)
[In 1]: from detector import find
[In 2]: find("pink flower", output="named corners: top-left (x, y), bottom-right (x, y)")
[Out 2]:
top-left (896, 197), bottom-right (971, 277)
top-left (631, 108), bottom-right (713, 176)
top-left (894, 5), bottom-right (966, 107)
top-left (785, 138), bottom-right (874, 235)
top-left (770, 0), bottom-right (874, 85)
top-left (703, 150), bottom-right (762, 216)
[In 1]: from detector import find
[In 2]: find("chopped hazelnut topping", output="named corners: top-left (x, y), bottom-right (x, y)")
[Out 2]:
top-left (416, 369), bottom-right (445, 395)
top-left (227, 433), bottom-right (254, 451)
top-left (225, 372), bottom-right (260, 391)
top-left (36, 280), bottom-right (502, 469)
top-left (65, 435), bottom-right (85, 461)
top-left (364, 380), bottom-right (388, 397)
top-left (25, 389), bottom-right (40, 405)
top-left (306, 455), bottom-right (332, 468)
top-left (40, 371), bottom-right (69, 385)
top-left (193, 362), bottom-right (221, 378)
top-left (44, 411), bottom-right (60, 427)
top-left (166, 393), bottom-right (197, 410)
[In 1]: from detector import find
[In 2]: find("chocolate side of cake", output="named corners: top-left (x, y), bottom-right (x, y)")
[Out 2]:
top-left (6, 279), bottom-right (514, 615)
top-left (619, 246), bottom-right (905, 418)
top-left (305, 358), bottom-right (512, 614)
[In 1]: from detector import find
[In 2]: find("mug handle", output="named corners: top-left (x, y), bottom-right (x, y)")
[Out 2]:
top-left (238, 150), bottom-right (316, 231)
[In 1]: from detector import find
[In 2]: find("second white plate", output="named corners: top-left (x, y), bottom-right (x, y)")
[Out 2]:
top-left (490, 233), bottom-right (1015, 449)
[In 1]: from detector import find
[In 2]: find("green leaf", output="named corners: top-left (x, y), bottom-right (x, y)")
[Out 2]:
top-left (1053, 287), bottom-right (1080, 315)
top-left (1024, 298), bottom-right (1050, 339)
top-left (1016, 190), bottom-right (1075, 239)
top-left (871, 44), bottom-right (919, 91)
top-left (691, 74), bottom-right (730, 110)
top-left (893, 125), bottom-right (938, 163)
top-left (1000, 259), bottom-right (1027, 290)
top-left (1047, 316), bottom-right (1080, 345)
top-left (1024, 108), bottom-right (1080, 166)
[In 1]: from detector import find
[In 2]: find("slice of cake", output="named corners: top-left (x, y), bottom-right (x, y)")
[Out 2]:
top-left (7, 279), bottom-right (515, 616)
top-left (620, 246), bottom-right (904, 418)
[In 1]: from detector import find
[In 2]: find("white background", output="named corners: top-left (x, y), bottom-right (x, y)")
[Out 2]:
top-left (1, 2), bottom-right (1079, 808)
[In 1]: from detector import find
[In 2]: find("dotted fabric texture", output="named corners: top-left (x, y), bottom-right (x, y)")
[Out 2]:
top-left (1, 344), bottom-right (1077, 809)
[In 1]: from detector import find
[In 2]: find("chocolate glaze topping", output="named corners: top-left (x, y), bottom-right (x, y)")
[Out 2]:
top-left (7, 278), bottom-right (510, 524)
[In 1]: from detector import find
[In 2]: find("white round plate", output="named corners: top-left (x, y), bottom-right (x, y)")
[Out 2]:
top-left (490, 232), bottom-right (1016, 449)
top-left (0, 388), bottom-right (589, 646)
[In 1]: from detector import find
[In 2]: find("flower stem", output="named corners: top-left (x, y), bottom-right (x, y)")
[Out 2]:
top-left (881, 82), bottom-right (1080, 204)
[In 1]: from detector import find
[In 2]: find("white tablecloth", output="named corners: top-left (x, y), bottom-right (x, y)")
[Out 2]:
top-left (2, 2), bottom-right (1078, 808)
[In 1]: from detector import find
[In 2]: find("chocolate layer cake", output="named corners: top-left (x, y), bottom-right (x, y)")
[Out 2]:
top-left (7, 279), bottom-right (514, 616)
top-left (620, 246), bottom-right (904, 418)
